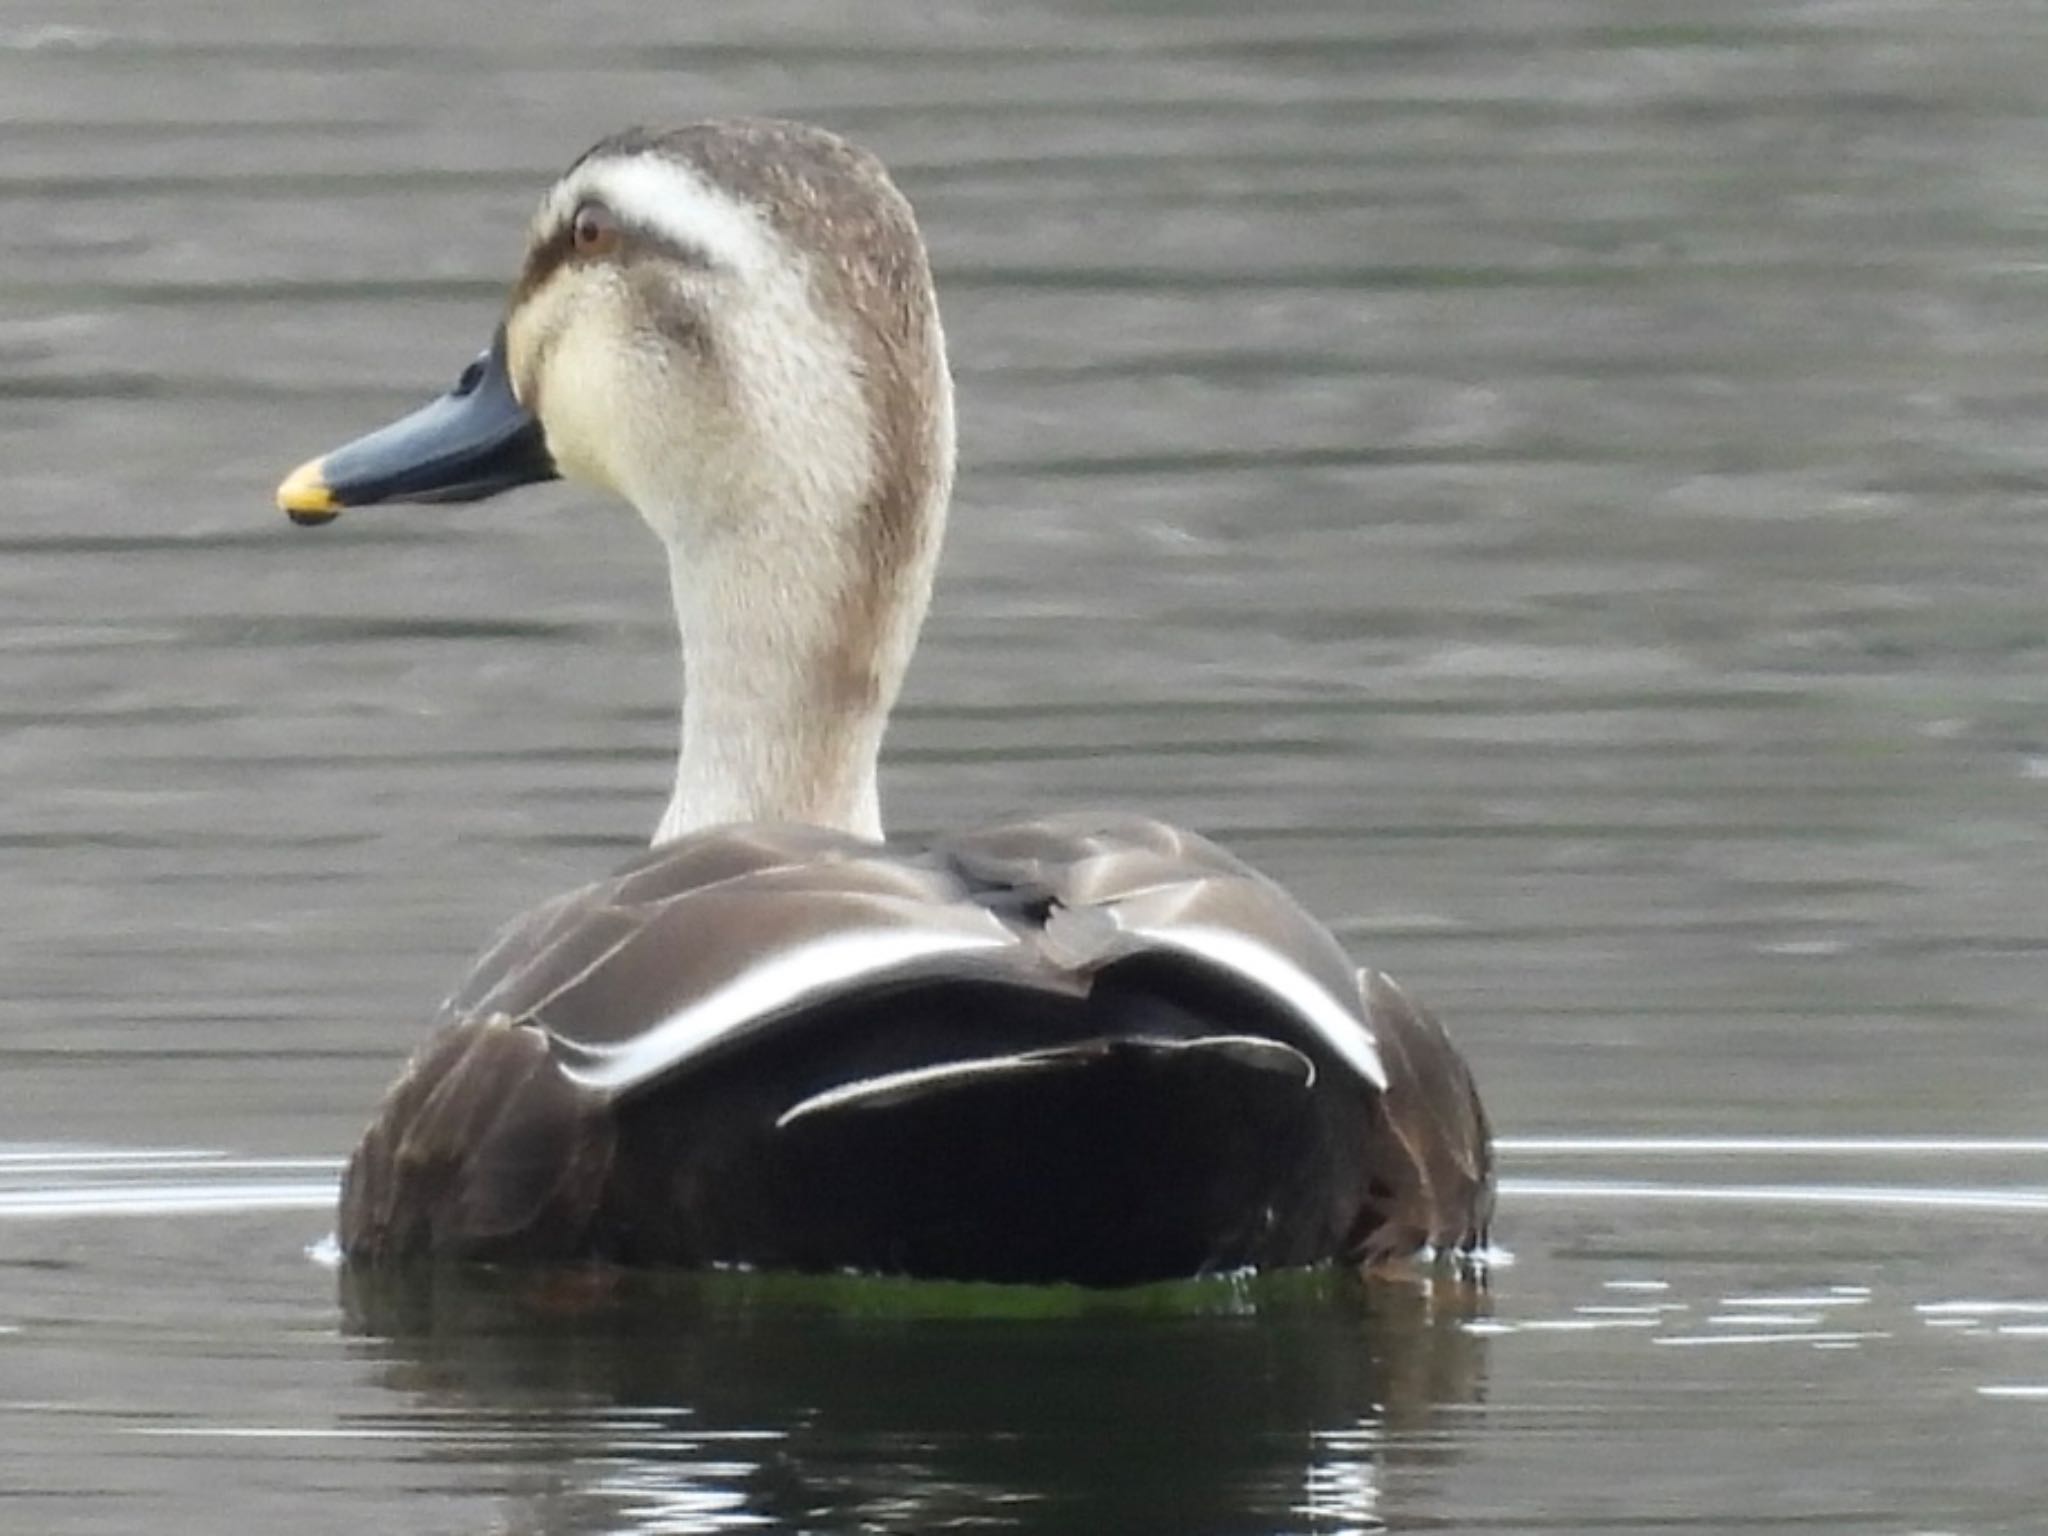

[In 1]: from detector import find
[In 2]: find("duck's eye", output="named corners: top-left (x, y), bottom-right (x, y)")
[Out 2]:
top-left (571, 202), bottom-right (620, 257)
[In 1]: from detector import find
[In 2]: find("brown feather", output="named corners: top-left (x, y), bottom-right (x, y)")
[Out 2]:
top-left (339, 815), bottom-right (1493, 1281)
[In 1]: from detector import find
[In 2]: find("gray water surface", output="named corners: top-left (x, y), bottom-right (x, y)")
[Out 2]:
top-left (7, 1), bottom-right (2048, 1531)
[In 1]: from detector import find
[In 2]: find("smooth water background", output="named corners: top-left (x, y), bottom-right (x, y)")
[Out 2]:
top-left (6, 1), bottom-right (2048, 1530)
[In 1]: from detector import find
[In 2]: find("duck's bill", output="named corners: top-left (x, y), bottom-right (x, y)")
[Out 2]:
top-left (275, 327), bottom-right (558, 526)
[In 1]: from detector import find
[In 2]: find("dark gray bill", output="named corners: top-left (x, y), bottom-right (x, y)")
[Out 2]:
top-left (276, 327), bottom-right (557, 525)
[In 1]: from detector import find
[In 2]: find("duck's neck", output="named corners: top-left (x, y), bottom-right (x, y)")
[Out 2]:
top-left (652, 523), bottom-right (923, 846)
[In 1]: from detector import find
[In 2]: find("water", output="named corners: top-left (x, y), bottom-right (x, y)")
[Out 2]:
top-left (6, 0), bottom-right (2048, 1529)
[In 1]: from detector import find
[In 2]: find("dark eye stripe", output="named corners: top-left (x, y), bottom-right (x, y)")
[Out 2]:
top-left (510, 220), bottom-right (577, 309)
top-left (509, 205), bottom-right (715, 311)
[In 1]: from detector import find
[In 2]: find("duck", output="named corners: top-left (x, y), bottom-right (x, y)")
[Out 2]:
top-left (276, 119), bottom-right (1493, 1287)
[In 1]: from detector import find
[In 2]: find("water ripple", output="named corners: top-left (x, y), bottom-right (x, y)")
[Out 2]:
top-left (1502, 1177), bottom-right (2048, 1214)
top-left (8, 1141), bottom-right (2048, 1221)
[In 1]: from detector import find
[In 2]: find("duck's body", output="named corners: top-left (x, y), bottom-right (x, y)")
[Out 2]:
top-left (340, 814), bottom-right (1488, 1282)
top-left (281, 119), bottom-right (1492, 1283)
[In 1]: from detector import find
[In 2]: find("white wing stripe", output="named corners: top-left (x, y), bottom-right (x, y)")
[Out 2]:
top-left (775, 1051), bottom-right (1070, 1128)
top-left (551, 927), bottom-right (1018, 1094)
top-left (1117, 921), bottom-right (1388, 1090)
top-left (774, 1032), bottom-right (1316, 1129)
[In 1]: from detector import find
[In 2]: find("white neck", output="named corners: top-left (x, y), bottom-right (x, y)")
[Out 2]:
top-left (649, 462), bottom-right (945, 844)
top-left (650, 542), bottom-right (883, 844)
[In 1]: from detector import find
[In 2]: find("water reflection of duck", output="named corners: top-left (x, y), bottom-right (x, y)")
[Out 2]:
top-left (341, 1266), bottom-right (1491, 1533)
top-left (277, 119), bottom-right (1493, 1285)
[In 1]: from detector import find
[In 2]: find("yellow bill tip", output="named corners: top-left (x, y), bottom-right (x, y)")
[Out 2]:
top-left (276, 457), bottom-right (341, 526)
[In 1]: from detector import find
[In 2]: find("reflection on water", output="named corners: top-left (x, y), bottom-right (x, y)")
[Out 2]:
top-left (9, 1136), bottom-right (2048, 1531)
top-left (0, 1147), bottom-right (335, 1218)
top-left (338, 1265), bottom-right (1488, 1535)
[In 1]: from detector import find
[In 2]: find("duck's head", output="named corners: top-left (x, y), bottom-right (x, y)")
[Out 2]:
top-left (281, 121), bottom-right (952, 556)
top-left (280, 122), bottom-right (957, 840)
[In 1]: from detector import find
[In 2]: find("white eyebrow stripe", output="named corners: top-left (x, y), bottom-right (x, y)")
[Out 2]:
top-left (542, 154), bottom-right (773, 273)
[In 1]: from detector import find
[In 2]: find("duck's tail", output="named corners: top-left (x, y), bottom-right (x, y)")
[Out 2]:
top-left (762, 1030), bottom-right (1333, 1287)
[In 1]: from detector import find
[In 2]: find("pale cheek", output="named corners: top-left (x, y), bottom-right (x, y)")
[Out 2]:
top-left (503, 305), bottom-right (549, 414)
top-left (537, 329), bottom-right (637, 496)
top-left (507, 269), bottom-right (641, 498)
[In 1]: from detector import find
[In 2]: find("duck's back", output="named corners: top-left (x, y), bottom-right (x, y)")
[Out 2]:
top-left (338, 812), bottom-right (1492, 1284)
